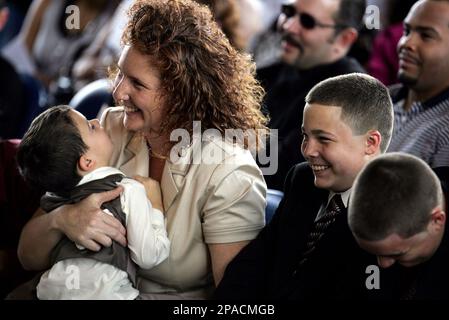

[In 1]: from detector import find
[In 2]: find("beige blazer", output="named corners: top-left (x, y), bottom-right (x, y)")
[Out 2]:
top-left (101, 107), bottom-right (267, 299)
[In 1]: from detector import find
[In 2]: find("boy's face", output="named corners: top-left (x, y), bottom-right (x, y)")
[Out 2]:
top-left (301, 103), bottom-right (369, 192)
top-left (355, 229), bottom-right (440, 269)
top-left (69, 110), bottom-right (114, 168)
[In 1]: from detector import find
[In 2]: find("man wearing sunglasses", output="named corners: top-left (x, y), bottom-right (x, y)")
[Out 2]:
top-left (261, 0), bottom-right (366, 191)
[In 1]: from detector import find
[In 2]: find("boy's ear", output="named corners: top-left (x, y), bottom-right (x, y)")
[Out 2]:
top-left (365, 130), bottom-right (382, 155)
top-left (78, 155), bottom-right (95, 172)
top-left (430, 207), bottom-right (446, 233)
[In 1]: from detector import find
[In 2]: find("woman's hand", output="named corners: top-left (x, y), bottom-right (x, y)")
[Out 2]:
top-left (55, 186), bottom-right (127, 251)
top-left (134, 175), bottom-right (164, 212)
top-left (18, 186), bottom-right (126, 270)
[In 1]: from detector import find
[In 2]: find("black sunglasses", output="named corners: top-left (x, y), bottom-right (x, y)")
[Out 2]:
top-left (280, 4), bottom-right (346, 30)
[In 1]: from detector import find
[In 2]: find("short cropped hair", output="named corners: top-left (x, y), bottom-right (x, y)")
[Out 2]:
top-left (335, 0), bottom-right (366, 31)
top-left (305, 73), bottom-right (393, 153)
top-left (348, 152), bottom-right (444, 241)
top-left (17, 106), bottom-right (87, 195)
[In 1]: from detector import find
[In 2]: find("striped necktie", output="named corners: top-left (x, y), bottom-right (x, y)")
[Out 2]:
top-left (299, 194), bottom-right (343, 266)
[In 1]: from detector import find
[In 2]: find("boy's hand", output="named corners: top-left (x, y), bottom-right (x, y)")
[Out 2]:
top-left (134, 175), bottom-right (164, 212)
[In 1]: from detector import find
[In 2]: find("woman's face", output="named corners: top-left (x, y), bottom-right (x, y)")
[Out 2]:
top-left (113, 45), bottom-right (165, 134)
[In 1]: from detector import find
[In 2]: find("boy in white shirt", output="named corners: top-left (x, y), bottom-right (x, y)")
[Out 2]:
top-left (17, 105), bottom-right (170, 299)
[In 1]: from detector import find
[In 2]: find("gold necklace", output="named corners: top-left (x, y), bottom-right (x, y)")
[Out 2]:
top-left (146, 141), bottom-right (168, 160)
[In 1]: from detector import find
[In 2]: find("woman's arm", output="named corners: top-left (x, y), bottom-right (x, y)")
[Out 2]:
top-left (17, 208), bottom-right (62, 271)
top-left (17, 187), bottom-right (126, 270)
top-left (208, 241), bottom-right (250, 286)
top-left (202, 151), bottom-right (267, 287)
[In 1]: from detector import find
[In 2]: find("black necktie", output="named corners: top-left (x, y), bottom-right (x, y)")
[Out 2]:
top-left (299, 194), bottom-right (344, 266)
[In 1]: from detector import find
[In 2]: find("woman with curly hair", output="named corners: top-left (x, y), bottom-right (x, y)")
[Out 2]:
top-left (17, 0), bottom-right (268, 299)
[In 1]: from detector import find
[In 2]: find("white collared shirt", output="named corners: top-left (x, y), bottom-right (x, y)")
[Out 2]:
top-left (37, 167), bottom-right (170, 300)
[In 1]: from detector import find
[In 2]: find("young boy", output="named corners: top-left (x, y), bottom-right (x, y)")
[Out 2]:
top-left (348, 152), bottom-right (449, 299)
top-left (215, 73), bottom-right (394, 299)
top-left (17, 105), bottom-right (170, 299)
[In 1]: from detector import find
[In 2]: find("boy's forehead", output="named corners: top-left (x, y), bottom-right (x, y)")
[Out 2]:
top-left (303, 103), bottom-right (356, 134)
top-left (69, 109), bottom-right (87, 128)
top-left (68, 109), bottom-right (80, 122)
top-left (304, 103), bottom-right (343, 119)
top-left (305, 102), bottom-right (343, 109)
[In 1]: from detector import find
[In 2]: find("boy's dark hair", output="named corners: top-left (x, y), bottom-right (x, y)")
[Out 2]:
top-left (348, 153), bottom-right (443, 241)
top-left (17, 105), bottom-right (87, 195)
top-left (305, 73), bottom-right (394, 153)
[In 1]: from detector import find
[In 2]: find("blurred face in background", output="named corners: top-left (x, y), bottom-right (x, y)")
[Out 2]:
top-left (278, 0), bottom-right (343, 69)
top-left (0, 3), bottom-right (9, 31)
top-left (397, 0), bottom-right (449, 98)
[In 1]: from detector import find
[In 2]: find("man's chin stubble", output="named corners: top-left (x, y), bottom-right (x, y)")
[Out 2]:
top-left (398, 72), bottom-right (418, 87)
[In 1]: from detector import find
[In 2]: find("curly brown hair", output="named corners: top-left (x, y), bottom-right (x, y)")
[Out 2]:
top-left (122, 0), bottom-right (267, 148)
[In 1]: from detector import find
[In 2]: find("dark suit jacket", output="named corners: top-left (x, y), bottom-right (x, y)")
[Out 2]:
top-left (215, 163), bottom-right (375, 300)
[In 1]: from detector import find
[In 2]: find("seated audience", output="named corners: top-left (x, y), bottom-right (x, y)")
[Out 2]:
top-left (258, 0), bottom-right (366, 190)
top-left (0, 0), bottom-right (26, 139)
top-left (2, 0), bottom-right (119, 104)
